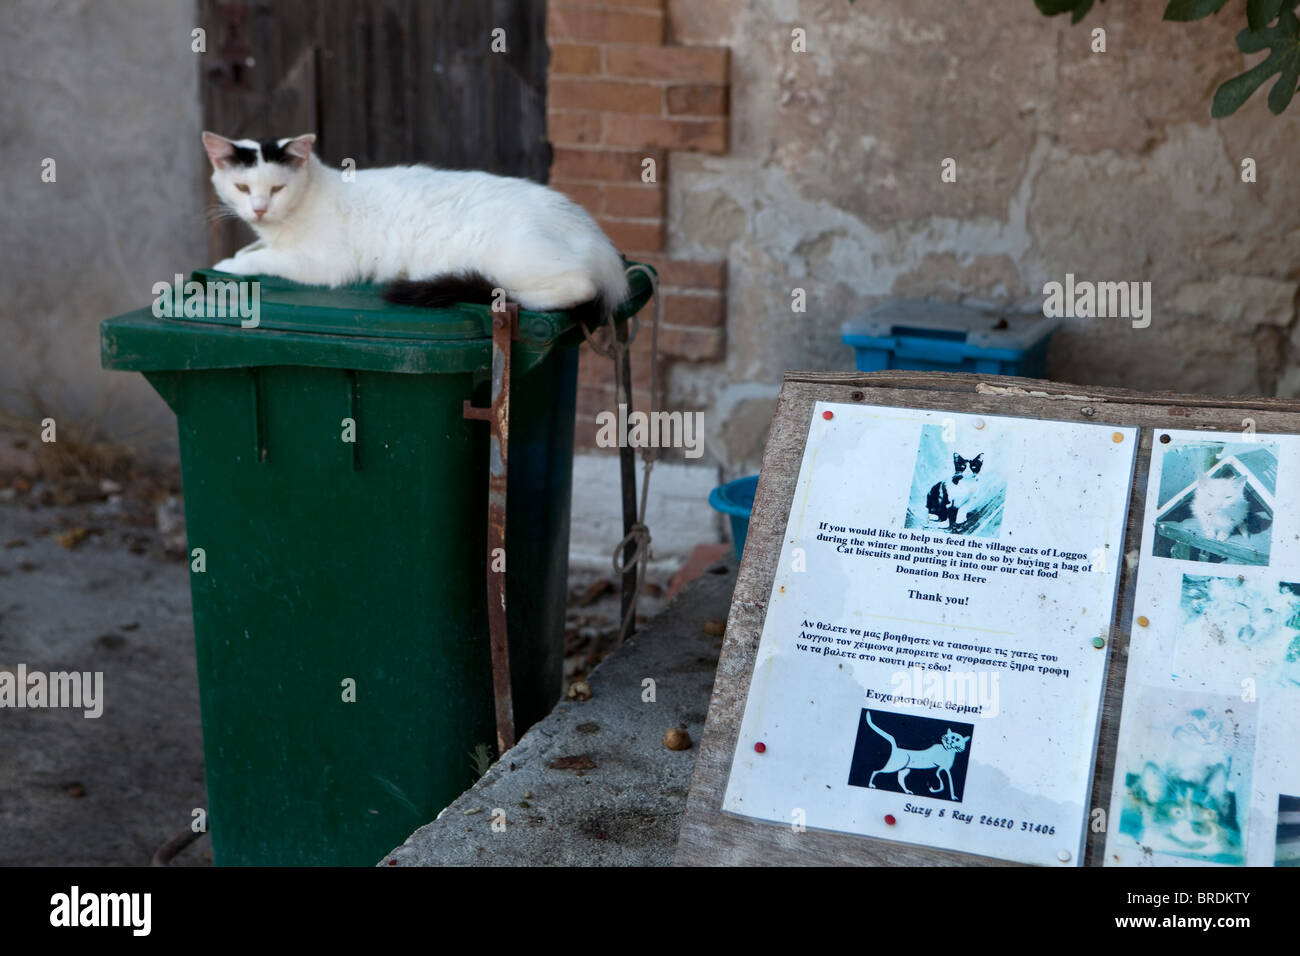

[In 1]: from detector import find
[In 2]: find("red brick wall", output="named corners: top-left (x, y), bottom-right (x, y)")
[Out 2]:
top-left (546, 0), bottom-right (730, 449)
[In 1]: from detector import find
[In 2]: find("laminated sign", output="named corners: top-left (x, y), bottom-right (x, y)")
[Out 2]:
top-left (1104, 429), bottom-right (1300, 868)
top-left (720, 403), bottom-right (1137, 866)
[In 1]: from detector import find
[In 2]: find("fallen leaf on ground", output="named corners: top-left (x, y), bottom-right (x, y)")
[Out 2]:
top-left (547, 755), bottom-right (597, 771)
top-left (53, 527), bottom-right (90, 550)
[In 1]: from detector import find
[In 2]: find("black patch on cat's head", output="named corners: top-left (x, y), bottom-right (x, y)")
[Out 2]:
top-left (259, 139), bottom-right (293, 164)
top-left (953, 453), bottom-right (984, 475)
top-left (229, 144), bottom-right (259, 167)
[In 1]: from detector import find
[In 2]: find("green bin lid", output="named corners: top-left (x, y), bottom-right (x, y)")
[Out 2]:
top-left (101, 265), bottom-right (655, 376)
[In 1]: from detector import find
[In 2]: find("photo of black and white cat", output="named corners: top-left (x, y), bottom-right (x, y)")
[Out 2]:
top-left (904, 424), bottom-right (1006, 538)
top-left (925, 452), bottom-right (984, 531)
top-left (1152, 440), bottom-right (1276, 566)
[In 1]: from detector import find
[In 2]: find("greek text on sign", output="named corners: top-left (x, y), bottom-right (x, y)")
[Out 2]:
top-left (722, 404), bottom-right (1137, 866)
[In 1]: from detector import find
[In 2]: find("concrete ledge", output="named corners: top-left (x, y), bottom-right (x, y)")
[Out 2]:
top-left (383, 562), bottom-right (736, 866)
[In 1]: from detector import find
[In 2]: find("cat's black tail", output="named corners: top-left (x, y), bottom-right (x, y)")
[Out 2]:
top-left (383, 272), bottom-right (498, 309)
top-left (382, 273), bottom-right (617, 327)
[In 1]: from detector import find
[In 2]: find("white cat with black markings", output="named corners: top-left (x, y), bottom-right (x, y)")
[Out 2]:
top-left (201, 132), bottom-right (629, 314)
top-left (926, 452), bottom-right (983, 531)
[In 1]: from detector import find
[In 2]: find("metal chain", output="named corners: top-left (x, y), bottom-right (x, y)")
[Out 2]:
top-left (582, 264), bottom-right (662, 643)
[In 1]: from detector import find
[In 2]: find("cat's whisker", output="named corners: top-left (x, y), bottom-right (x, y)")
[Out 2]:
top-left (204, 204), bottom-right (241, 223)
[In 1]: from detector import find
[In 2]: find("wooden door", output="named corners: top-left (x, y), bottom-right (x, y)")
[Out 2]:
top-left (198, 0), bottom-right (550, 261)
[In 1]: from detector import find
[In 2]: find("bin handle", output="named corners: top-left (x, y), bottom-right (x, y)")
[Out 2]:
top-left (462, 303), bottom-right (518, 756)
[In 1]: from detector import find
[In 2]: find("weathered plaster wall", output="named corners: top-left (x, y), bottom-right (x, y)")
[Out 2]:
top-left (0, 0), bottom-right (205, 454)
top-left (664, 0), bottom-right (1300, 477)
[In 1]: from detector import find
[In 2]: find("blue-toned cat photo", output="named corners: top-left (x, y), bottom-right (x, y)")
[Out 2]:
top-left (1151, 440), bottom-right (1276, 566)
top-left (904, 424), bottom-right (1005, 538)
top-left (1117, 697), bottom-right (1253, 866)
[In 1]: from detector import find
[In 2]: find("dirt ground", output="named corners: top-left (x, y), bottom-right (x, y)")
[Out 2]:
top-left (0, 427), bottom-right (669, 866)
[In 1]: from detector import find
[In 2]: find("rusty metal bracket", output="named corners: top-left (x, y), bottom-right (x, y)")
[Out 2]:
top-left (463, 303), bottom-right (518, 755)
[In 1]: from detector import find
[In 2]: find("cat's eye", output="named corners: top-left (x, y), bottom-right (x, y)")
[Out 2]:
top-left (271, 185), bottom-right (285, 194)
top-left (235, 184), bottom-right (250, 193)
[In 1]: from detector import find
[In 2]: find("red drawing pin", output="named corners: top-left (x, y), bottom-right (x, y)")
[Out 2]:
top-left (754, 741), bottom-right (766, 753)
top-left (884, 814), bottom-right (897, 826)
top-left (822, 410), bottom-right (834, 420)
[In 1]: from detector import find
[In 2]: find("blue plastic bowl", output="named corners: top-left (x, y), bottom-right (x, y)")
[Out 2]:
top-left (709, 475), bottom-right (760, 560)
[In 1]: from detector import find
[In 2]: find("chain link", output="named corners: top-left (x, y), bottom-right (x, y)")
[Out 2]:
top-left (585, 263), bottom-right (662, 643)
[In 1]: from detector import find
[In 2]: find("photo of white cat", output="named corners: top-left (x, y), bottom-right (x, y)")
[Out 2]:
top-left (1152, 440), bottom-right (1276, 567)
top-left (201, 131), bottom-right (630, 317)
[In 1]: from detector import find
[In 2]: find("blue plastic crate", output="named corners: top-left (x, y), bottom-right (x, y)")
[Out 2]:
top-left (842, 300), bottom-right (1058, 377)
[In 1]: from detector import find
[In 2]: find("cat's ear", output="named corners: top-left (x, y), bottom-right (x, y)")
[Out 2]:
top-left (952, 453), bottom-right (962, 467)
top-left (202, 131), bottom-right (237, 170)
top-left (284, 134), bottom-right (316, 167)
top-left (1204, 764), bottom-right (1228, 803)
top-left (972, 453), bottom-right (983, 462)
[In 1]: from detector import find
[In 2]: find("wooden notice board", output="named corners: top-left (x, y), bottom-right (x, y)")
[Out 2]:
top-left (676, 370), bottom-right (1300, 867)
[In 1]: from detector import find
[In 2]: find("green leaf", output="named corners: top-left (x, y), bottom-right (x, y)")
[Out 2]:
top-left (1035, 0), bottom-right (1098, 23)
top-left (1163, 0), bottom-right (1231, 21)
top-left (1212, 56), bottom-right (1280, 115)
top-left (1247, 0), bottom-right (1284, 31)
top-left (1211, 10), bottom-right (1300, 116)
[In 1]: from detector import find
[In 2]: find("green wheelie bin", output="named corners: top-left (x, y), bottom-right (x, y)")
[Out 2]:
top-left (99, 267), bottom-right (653, 865)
